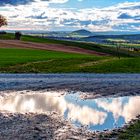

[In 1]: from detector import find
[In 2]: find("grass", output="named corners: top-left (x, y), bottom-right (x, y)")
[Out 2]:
top-left (0, 33), bottom-right (15, 40)
top-left (0, 47), bottom-right (98, 67)
top-left (0, 48), bottom-right (139, 73)
top-left (121, 43), bottom-right (140, 48)
top-left (0, 48), bottom-right (103, 72)
top-left (118, 120), bottom-right (140, 140)
top-left (80, 57), bottom-right (140, 73)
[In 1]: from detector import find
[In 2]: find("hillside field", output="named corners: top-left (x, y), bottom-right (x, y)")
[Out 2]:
top-left (0, 47), bottom-right (139, 73)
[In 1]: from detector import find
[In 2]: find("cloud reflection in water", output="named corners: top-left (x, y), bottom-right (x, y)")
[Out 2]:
top-left (0, 91), bottom-right (107, 126)
top-left (96, 96), bottom-right (140, 123)
top-left (0, 91), bottom-right (140, 131)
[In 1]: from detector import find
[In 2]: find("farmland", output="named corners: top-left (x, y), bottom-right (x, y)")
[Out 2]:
top-left (0, 33), bottom-right (139, 73)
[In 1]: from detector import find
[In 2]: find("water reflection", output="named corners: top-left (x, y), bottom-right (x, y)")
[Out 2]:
top-left (0, 91), bottom-right (140, 131)
top-left (0, 91), bottom-right (67, 114)
top-left (96, 96), bottom-right (140, 123)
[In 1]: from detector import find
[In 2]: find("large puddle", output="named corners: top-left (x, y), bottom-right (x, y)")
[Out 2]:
top-left (0, 91), bottom-right (140, 131)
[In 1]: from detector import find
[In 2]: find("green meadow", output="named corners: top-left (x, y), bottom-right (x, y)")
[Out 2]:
top-left (0, 47), bottom-right (139, 73)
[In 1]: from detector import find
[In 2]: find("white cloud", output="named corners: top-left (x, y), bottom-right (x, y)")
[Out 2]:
top-left (1, 1), bottom-right (140, 31)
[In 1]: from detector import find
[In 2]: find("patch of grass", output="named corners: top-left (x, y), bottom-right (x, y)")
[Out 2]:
top-left (81, 57), bottom-right (140, 73)
top-left (118, 120), bottom-right (140, 140)
top-left (0, 33), bottom-right (14, 40)
top-left (121, 43), bottom-right (140, 48)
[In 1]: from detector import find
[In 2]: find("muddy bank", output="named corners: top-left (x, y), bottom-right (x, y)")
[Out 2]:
top-left (0, 112), bottom-right (98, 140)
top-left (0, 74), bottom-right (140, 98)
top-left (0, 112), bottom-right (130, 140)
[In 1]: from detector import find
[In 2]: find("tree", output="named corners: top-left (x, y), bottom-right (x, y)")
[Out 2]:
top-left (0, 15), bottom-right (7, 28)
top-left (15, 32), bottom-right (22, 40)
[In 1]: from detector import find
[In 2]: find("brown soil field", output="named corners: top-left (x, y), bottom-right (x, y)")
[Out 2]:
top-left (0, 40), bottom-right (108, 56)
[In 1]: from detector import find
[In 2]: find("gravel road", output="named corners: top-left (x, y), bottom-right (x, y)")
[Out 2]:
top-left (0, 74), bottom-right (140, 97)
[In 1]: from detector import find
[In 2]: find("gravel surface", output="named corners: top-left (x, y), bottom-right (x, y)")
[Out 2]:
top-left (0, 112), bottom-right (97, 140)
top-left (0, 74), bottom-right (140, 97)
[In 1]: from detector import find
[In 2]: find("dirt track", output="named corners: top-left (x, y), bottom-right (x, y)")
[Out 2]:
top-left (0, 40), bottom-right (108, 56)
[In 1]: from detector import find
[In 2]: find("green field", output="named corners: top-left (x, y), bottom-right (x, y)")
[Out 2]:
top-left (0, 33), bottom-right (140, 73)
top-left (0, 47), bottom-right (139, 73)
top-left (121, 43), bottom-right (140, 48)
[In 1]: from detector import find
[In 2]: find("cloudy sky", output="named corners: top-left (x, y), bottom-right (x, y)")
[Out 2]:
top-left (0, 0), bottom-right (140, 32)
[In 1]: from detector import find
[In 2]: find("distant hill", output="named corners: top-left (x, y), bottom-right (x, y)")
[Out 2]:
top-left (81, 34), bottom-right (140, 44)
top-left (83, 34), bottom-right (140, 40)
top-left (69, 29), bottom-right (93, 37)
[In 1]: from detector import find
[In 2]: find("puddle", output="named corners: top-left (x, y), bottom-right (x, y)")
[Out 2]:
top-left (0, 91), bottom-right (140, 131)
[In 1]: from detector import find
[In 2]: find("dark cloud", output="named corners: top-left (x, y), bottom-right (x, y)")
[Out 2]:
top-left (62, 19), bottom-right (110, 27)
top-left (92, 19), bottom-right (109, 25)
top-left (121, 5), bottom-right (140, 10)
top-left (0, 0), bottom-right (57, 6)
top-left (118, 13), bottom-right (132, 19)
top-left (118, 13), bottom-right (140, 20)
top-left (62, 19), bottom-right (92, 26)
top-left (10, 15), bottom-right (19, 18)
top-left (0, 0), bottom-right (34, 6)
top-left (79, 20), bottom-right (92, 26)
top-left (27, 12), bottom-right (48, 19)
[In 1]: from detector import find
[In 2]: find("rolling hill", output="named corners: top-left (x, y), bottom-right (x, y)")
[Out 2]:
top-left (69, 29), bottom-right (93, 37)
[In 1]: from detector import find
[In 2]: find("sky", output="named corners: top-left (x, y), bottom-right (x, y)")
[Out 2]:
top-left (0, 0), bottom-right (140, 32)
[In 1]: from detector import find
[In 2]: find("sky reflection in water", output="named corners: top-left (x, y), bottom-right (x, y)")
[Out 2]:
top-left (0, 91), bottom-right (140, 131)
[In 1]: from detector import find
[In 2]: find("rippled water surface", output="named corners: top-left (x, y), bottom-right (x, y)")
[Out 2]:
top-left (0, 91), bottom-right (140, 131)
